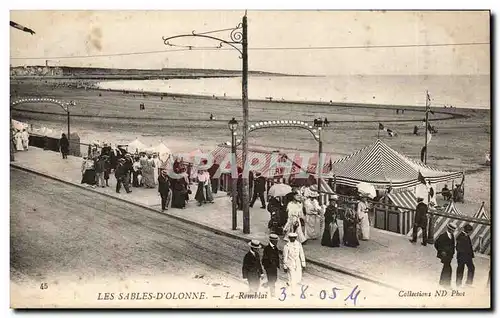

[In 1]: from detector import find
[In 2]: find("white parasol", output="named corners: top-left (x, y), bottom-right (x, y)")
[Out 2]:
top-left (356, 182), bottom-right (376, 199)
top-left (268, 183), bottom-right (292, 197)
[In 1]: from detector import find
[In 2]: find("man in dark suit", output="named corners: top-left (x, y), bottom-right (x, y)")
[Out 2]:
top-left (434, 223), bottom-right (456, 287)
top-left (410, 197), bottom-right (428, 246)
top-left (242, 240), bottom-right (264, 292)
top-left (115, 158), bottom-right (132, 194)
top-left (158, 168), bottom-right (170, 212)
top-left (262, 234), bottom-right (280, 297)
top-left (250, 172), bottom-right (267, 209)
top-left (456, 224), bottom-right (475, 286)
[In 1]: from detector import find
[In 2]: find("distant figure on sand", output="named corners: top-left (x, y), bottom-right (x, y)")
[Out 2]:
top-left (210, 113), bottom-right (214, 120)
top-left (323, 118), bottom-right (329, 127)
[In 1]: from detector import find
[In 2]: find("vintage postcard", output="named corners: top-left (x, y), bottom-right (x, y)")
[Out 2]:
top-left (9, 10), bottom-right (491, 308)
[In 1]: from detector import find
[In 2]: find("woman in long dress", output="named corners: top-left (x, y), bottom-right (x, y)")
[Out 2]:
top-left (81, 157), bottom-right (97, 186)
top-left (142, 155), bottom-right (156, 188)
top-left (304, 194), bottom-right (323, 240)
top-left (14, 130), bottom-right (24, 151)
top-left (153, 154), bottom-right (161, 185)
top-left (283, 192), bottom-right (307, 244)
top-left (343, 202), bottom-right (360, 247)
top-left (357, 195), bottom-right (371, 240)
top-left (170, 174), bottom-right (187, 209)
top-left (195, 169), bottom-right (207, 206)
top-left (321, 196), bottom-right (341, 247)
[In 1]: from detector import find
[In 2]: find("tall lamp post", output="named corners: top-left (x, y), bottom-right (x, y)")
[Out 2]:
top-left (316, 127), bottom-right (323, 203)
top-left (162, 12), bottom-right (250, 234)
top-left (228, 117), bottom-right (238, 230)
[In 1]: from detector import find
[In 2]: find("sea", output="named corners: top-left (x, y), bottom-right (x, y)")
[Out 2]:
top-left (97, 75), bottom-right (490, 109)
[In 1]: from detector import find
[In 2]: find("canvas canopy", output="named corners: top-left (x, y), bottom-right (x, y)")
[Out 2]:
top-left (128, 138), bottom-right (147, 154)
top-left (328, 139), bottom-right (464, 190)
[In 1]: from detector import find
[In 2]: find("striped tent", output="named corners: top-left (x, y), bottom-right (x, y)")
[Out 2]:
top-left (328, 139), bottom-right (463, 190)
top-left (473, 202), bottom-right (490, 220)
top-left (407, 202), bottom-right (491, 254)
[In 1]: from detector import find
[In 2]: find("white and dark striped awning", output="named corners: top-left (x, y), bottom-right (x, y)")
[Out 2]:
top-left (329, 139), bottom-right (464, 189)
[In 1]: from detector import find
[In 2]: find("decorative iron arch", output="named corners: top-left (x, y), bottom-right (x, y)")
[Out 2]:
top-left (11, 97), bottom-right (75, 141)
top-left (11, 97), bottom-right (75, 112)
top-left (234, 120), bottom-right (322, 146)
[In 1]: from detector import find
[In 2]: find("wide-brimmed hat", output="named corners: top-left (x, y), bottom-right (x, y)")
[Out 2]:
top-left (309, 184), bottom-right (318, 192)
top-left (248, 240), bottom-right (262, 249)
top-left (288, 233), bottom-right (298, 238)
top-left (447, 223), bottom-right (457, 232)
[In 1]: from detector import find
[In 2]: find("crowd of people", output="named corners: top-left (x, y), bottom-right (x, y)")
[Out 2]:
top-left (263, 183), bottom-right (374, 249)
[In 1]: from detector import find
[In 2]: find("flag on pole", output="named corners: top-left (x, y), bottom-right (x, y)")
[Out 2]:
top-left (426, 129), bottom-right (432, 145)
top-left (417, 171), bottom-right (426, 184)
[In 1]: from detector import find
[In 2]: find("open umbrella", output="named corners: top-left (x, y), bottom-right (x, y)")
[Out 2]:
top-left (356, 182), bottom-right (376, 199)
top-left (268, 183), bottom-right (292, 197)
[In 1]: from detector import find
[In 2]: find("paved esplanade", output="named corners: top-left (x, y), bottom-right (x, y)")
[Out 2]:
top-left (11, 148), bottom-right (491, 294)
top-left (11, 167), bottom-right (393, 308)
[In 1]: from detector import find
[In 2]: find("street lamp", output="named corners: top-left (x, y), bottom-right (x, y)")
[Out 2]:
top-left (163, 13), bottom-right (250, 234)
top-left (228, 117), bottom-right (239, 230)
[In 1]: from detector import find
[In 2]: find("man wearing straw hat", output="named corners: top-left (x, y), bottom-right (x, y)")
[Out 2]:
top-left (434, 223), bottom-right (456, 287)
top-left (242, 240), bottom-right (264, 292)
top-left (283, 232), bottom-right (306, 296)
top-left (262, 234), bottom-right (280, 297)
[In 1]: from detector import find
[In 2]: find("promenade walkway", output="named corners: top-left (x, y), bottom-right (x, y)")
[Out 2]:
top-left (10, 147), bottom-right (491, 292)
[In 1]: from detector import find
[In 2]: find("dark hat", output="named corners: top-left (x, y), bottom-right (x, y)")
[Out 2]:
top-left (463, 224), bottom-right (473, 233)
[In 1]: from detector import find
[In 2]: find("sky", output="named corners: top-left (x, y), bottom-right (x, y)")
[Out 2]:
top-left (9, 10), bottom-right (490, 76)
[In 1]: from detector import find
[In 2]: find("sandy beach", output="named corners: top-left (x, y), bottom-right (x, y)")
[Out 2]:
top-left (10, 78), bottom-right (491, 213)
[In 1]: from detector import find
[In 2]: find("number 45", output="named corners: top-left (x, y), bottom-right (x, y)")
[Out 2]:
top-left (40, 283), bottom-right (48, 290)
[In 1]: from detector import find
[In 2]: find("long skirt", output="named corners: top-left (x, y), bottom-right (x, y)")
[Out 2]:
top-left (142, 167), bottom-right (155, 188)
top-left (359, 213), bottom-right (370, 240)
top-left (305, 214), bottom-right (322, 240)
top-left (321, 221), bottom-right (340, 247)
top-left (81, 169), bottom-right (96, 185)
top-left (205, 184), bottom-right (214, 202)
top-left (171, 189), bottom-right (186, 208)
top-left (343, 221), bottom-right (359, 247)
top-left (195, 182), bottom-right (206, 203)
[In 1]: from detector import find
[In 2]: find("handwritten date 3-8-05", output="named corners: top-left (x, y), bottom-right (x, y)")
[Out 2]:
top-left (278, 285), bottom-right (362, 305)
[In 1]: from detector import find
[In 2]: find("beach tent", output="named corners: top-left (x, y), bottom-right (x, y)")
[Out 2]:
top-left (128, 138), bottom-right (147, 154)
top-left (328, 139), bottom-right (464, 190)
top-left (185, 148), bottom-right (204, 163)
top-left (474, 202), bottom-right (490, 220)
top-left (154, 142), bottom-right (171, 162)
top-left (11, 119), bottom-right (29, 131)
